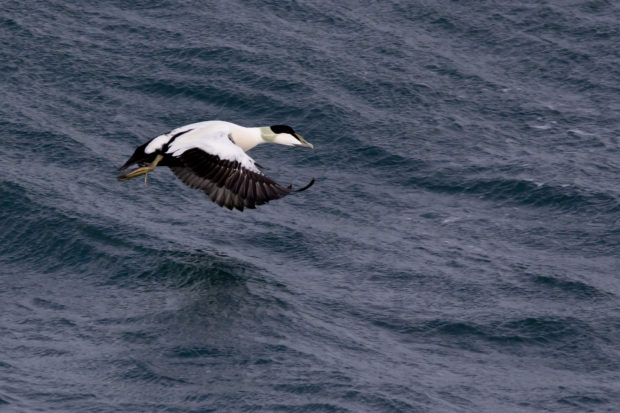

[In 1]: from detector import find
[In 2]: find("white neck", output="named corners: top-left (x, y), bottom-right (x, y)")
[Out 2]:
top-left (229, 125), bottom-right (263, 152)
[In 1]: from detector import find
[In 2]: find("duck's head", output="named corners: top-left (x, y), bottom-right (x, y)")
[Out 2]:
top-left (261, 125), bottom-right (314, 149)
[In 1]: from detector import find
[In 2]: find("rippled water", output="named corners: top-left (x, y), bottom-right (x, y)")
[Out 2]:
top-left (1, 1), bottom-right (619, 412)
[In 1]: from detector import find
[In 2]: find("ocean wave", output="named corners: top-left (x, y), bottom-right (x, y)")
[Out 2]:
top-left (411, 174), bottom-right (618, 213)
top-left (370, 314), bottom-right (617, 367)
top-left (531, 274), bottom-right (611, 299)
top-left (126, 250), bottom-right (252, 290)
top-left (119, 359), bottom-right (189, 386)
top-left (0, 181), bottom-right (254, 291)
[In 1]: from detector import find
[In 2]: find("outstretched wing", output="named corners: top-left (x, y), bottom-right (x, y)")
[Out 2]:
top-left (166, 131), bottom-right (292, 210)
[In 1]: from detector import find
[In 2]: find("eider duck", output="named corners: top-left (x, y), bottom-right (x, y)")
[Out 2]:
top-left (117, 120), bottom-right (314, 211)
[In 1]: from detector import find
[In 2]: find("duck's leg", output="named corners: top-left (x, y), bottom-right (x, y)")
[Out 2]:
top-left (117, 154), bottom-right (164, 181)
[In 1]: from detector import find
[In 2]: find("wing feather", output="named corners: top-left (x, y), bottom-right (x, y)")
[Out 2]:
top-left (168, 146), bottom-right (292, 211)
top-left (239, 177), bottom-right (250, 199)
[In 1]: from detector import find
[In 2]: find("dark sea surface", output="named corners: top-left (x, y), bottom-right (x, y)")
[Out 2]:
top-left (1, 0), bottom-right (619, 412)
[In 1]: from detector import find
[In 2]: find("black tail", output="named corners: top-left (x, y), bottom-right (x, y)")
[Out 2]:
top-left (288, 178), bottom-right (315, 193)
top-left (117, 142), bottom-right (149, 171)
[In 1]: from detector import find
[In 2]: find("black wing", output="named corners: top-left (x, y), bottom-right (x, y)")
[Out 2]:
top-left (169, 148), bottom-right (292, 211)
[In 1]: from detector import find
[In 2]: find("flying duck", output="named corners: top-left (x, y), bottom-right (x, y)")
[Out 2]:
top-left (117, 120), bottom-right (315, 211)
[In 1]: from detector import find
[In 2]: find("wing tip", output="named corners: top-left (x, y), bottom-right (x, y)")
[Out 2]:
top-left (292, 178), bottom-right (315, 193)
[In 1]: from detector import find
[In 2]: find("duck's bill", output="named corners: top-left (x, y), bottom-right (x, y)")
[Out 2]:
top-left (294, 133), bottom-right (314, 149)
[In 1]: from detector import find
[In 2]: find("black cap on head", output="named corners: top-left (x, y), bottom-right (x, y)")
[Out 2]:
top-left (270, 124), bottom-right (297, 136)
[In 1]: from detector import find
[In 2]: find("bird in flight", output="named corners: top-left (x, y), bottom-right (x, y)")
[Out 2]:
top-left (117, 120), bottom-right (315, 211)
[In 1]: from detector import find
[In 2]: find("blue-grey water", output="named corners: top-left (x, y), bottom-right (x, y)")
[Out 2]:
top-left (1, 1), bottom-right (619, 412)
